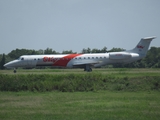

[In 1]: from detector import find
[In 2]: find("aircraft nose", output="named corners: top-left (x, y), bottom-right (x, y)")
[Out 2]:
top-left (3, 60), bottom-right (18, 68)
top-left (4, 62), bottom-right (13, 68)
top-left (3, 63), bottom-right (7, 67)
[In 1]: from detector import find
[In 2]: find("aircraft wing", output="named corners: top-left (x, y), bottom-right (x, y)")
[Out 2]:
top-left (73, 60), bottom-right (101, 66)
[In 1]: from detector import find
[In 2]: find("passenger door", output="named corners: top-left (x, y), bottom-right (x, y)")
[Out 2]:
top-left (26, 57), bottom-right (37, 68)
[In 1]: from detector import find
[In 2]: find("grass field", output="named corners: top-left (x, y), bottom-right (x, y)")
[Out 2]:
top-left (0, 91), bottom-right (160, 120)
top-left (0, 68), bottom-right (160, 120)
top-left (1, 68), bottom-right (160, 75)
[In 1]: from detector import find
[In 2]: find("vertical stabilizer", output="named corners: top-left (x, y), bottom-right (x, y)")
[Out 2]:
top-left (128, 36), bottom-right (156, 56)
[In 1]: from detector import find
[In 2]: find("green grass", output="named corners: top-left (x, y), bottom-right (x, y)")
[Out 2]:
top-left (0, 68), bottom-right (160, 92)
top-left (0, 91), bottom-right (160, 120)
top-left (0, 68), bottom-right (160, 119)
top-left (1, 68), bottom-right (160, 75)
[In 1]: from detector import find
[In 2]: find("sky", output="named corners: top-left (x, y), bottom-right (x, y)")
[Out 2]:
top-left (0, 0), bottom-right (160, 54)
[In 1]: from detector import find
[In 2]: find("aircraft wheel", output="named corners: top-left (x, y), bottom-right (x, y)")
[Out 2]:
top-left (86, 68), bottom-right (92, 72)
top-left (13, 68), bottom-right (16, 73)
top-left (85, 64), bottom-right (92, 72)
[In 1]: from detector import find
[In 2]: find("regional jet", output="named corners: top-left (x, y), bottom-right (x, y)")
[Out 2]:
top-left (4, 36), bottom-right (156, 73)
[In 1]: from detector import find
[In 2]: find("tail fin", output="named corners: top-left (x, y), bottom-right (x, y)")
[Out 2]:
top-left (128, 36), bottom-right (156, 56)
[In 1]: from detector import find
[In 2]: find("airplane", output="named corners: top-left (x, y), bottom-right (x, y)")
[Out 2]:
top-left (4, 36), bottom-right (156, 73)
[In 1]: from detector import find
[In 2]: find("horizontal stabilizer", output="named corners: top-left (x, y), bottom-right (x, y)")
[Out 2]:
top-left (142, 36), bottom-right (156, 40)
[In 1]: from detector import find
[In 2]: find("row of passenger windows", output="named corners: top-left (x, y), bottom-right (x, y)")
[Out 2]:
top-left (35, 57), bottom-right (107, 60)
top-left (36, 57), bottom-right (107, 60)
top-left (55, 57), bottom-right (106, 60)
top-left (19, 57), bottom-right (107, 61)
top-left (59, 57), bottom-right (107, 60)
top-left (75, 56), bottom-right (107, 59)
top-left (19, 58), bottom-right (40, 61)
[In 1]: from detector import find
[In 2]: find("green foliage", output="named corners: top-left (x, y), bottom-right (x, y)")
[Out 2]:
top-left (145, 47), bottom-right (160, 68)
top-left (8, 48), bottom-right (39, 59)
top-left (44, 47), bottom-right (59, 54)
top-left (108, 47), bottom-right (125, 52)
top-left (0, 73), bottom-right (160, 92)
top-left (0, 54), bottom-right (5, 70)
top-left (62, 50), bottom-right (76, 54)
top-left (81, 46), bottom-right (108, 53)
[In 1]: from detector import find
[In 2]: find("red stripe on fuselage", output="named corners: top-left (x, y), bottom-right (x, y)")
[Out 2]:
top-left (53, 54), bottom-right (82, 67)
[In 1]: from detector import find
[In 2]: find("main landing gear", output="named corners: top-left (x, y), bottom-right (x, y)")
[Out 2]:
top-left (84, 64), bottom-right (92, 72)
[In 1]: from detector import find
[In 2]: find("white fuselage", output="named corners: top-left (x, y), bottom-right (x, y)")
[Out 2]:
top-left (4, 52), bottom-right (140, 69)
top-left (4, 36), bottom-right (156, 72)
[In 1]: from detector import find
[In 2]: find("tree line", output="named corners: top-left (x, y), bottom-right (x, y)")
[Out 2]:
top-left (0, 46), bottom-right (160, 69)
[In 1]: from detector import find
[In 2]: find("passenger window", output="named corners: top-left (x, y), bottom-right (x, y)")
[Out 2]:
top-left (21, 58), bottom-right (24, 60)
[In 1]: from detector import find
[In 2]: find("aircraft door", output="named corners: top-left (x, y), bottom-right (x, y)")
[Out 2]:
top-left (18, 57), bottom-right (26, 67)
top-left (26, 57), bottom-right (37, 68)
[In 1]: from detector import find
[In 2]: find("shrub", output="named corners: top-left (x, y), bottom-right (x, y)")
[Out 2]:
top-left (0, 73), bottom-right (160, 92)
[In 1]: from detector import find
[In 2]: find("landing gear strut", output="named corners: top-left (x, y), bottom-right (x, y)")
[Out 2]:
top-left (84, 65), bottom-right (92, 72)
top-left (13, 68), bottom-right (17, 73)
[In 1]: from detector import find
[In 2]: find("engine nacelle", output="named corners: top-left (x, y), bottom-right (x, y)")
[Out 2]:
top-left (109, 52), bottom-right (131, 60)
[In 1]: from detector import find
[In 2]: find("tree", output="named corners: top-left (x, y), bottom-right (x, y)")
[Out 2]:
top-left (0, 53), bottom-right (5, 70)
top-left (44, 48), bottom-right (53, 54)
top-left (37, 49), bottom-right (44, 54)
top-left (81, 48), bottom-right (88, 53)
top-left (145, 47), bottom-right (160, 68)
top-left (44, 48), bottom-right (59, 54)
top-left (108, 47), bottom-right (125, 52)
top-left (62, 50), bottom-right (75, 54)
top-left (101, 46), bottom-right (107, 53)
top-left (8, 48), bottom-right (38, 59)
top-left (87, 48), bottom-right (91, 53)
top-left (92, 48), bottom-right (101, 53)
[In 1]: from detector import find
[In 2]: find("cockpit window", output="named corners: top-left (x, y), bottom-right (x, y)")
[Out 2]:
top-left (18, 57), bottom-right (24, 60)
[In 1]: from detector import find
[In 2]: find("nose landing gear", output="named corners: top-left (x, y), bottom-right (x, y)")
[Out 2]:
top-left (13, 68), bottom-right (17, 73)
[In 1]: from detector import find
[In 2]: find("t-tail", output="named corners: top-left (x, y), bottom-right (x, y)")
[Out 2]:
top-left (128, 36), bottom-right (156, 57)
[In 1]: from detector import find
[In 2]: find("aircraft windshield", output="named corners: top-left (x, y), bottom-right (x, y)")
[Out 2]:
top-left (18, 57), bottom-right (24, 60)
